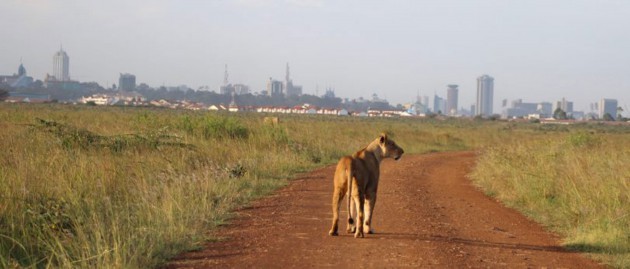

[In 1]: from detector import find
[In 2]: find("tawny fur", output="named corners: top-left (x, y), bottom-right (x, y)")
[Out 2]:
top-left (328, 134), bottom-right (404, 238)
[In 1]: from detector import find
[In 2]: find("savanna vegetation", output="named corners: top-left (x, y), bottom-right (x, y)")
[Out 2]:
top-left (471, 129), bottom-right (630, 268)
top-left (0, 103), bottom-right (628, 268)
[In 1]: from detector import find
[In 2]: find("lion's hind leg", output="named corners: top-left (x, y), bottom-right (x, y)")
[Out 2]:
top-left (363, 191), bottom-right (377, 234)
top-left (346, 192), bottom-right (356, 233)
top-left (328, 189), bottom-right (344, 236)
top-left (352, 193), bottom-right (365, 238)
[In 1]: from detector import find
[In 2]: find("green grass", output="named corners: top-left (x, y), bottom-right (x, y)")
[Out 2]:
top-left (1, 103), bottom-right (628, 268)
top-left (470, 131), bottom-right (630, 268)
top-left (0, 104), bottom-right (491, 268)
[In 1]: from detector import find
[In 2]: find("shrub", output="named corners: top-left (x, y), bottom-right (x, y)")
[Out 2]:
top-left (202, 116), bottom-right (249, 140)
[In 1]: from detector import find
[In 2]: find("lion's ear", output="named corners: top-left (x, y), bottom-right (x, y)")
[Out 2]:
top-left (379, 133), bottom-right (387, 144)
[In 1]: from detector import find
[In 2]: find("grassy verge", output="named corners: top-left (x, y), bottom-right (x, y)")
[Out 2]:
top-left (0, 104), bottom-right (498, 268)
top-left (470, 130), bottom-right (630, 268)
top-left (2, 103), bottom-right (627, 268)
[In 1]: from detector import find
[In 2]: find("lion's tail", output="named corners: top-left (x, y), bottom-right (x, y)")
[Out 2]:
top-left (347, 165), bottom-right (354, 225)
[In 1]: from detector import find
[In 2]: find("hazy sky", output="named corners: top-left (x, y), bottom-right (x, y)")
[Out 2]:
top-left (1, 0), bottom-right (629, 112)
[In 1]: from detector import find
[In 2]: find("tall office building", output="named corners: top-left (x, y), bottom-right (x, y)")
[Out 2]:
top-left (476, 75), bottom-right (494, 116)
top-left (233, 84), bottom-right (250, 95)
top-left (267, 77), bottom-right (283, 97)
top-left (422, 96), bottom-right (430, 109)
top-left (53, 47), bottom-right (70, 81)
top-left (433, 94), bottom-right (446, 114)
top-left (556, 98), bottom-right (573, 114)
top-left (538, 102), bottom-right (553, 116)
top-left (118, 73), bottom-right (136, 91)
top-left (599, 98), bottom-right (618, 120)
top-left (446, 84), bottom-right (459, 116)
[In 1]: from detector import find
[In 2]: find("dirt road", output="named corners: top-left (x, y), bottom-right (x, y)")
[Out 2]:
top-left (166, 151), bottom-right (603, 268)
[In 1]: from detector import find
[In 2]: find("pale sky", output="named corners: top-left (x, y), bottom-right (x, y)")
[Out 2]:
top-left (1, 0), bottom-right (629, 112)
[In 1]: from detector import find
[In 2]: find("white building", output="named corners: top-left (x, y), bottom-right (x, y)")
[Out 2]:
top-left (476, 74), bottom-right (494, 116)
top-left (79, 92), bottom-right (144, 106)
top-left (446, 84), bottom-right (459, 116)
top-left (53, 47), bottom-right (70, 81)
top-left (79, 95), bottom-right (111, 105)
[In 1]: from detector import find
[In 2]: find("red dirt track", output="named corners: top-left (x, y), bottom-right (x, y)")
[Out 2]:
top-left (166, 151), bottom-right (603, 268)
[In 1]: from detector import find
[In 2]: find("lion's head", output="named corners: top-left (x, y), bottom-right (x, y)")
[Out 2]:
top-left (378, 133), bottom-right (404, 161)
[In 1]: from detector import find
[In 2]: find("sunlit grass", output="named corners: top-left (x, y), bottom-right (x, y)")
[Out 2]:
top-left (0, 103), bottom-right (489, 268)
top-left (1, 103), bottom-right (628, 268)
top-left (470, 131), bottom-right (630, 268)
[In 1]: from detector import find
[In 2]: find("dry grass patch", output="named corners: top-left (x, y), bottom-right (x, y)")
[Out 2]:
top-left (471, 131), bottom-right (630, 268)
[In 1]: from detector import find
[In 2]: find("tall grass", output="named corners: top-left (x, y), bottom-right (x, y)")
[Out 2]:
top-left (2, 103), bottom-right (627, 268)
top-left (471, 131), bottom-right (630, 267)
top-left (0, 104), bottom-right (492, 268)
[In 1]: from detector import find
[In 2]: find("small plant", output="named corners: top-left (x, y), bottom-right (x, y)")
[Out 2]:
top-left (179, 115), bottom-right (196, 135)
top-left (226, 163), bottom-right (247, 178)
top-left (25, 197), bottom-right (75, 237)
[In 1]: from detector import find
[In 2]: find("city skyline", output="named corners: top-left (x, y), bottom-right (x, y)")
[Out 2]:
top-left (5, 46), bottom-right (625, 117)
top-left (1, 0), bottom-right (629, 112)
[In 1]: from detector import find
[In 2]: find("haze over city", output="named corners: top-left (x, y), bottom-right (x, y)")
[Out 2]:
top-left (1, 0), bottom-right (629, 112)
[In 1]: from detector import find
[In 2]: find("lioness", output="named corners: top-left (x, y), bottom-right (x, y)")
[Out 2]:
top-left (328, 133), bottom-right (404, 238)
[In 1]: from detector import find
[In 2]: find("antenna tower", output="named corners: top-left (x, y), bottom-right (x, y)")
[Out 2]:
top-left (223, 64), bottom-right (229, 86)
top-left (286, 62), bottom-right (290, 82)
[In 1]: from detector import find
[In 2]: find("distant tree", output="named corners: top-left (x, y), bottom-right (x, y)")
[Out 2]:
top-left (32, 80), bottom-right (44, 88)
top-left (0, 88), bottom-right (8, 101)
top-left (489, 114), bottom-right (501, 121)
top-left (80, 82), bottom-right (105, 92)
top-left (136, 83), bottom-right (152, 92)
top-left (603, 113), bottom-right (615, 121)
top-left (617, 106), bottom-right (624, 121)
top-left (553, 108), bottom-right (567, 120)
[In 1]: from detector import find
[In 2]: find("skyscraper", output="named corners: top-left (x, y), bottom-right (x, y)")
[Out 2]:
top-left (119, 73), bottom-right (136, 91)
top-left (599, 99), bottom-right (618, 120)
top-left (53, 47), bottom-right (70, 81)
top-left (476, 75), bottom-right (494, 116)
top-left (556, 98), bottom-right (573, 114)
top-left (433, 94), bottom-right (446, 114)
top-left (267, 77), bottom-right (283, 97)
top-left (446, 84), bottom-right (459, 116)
